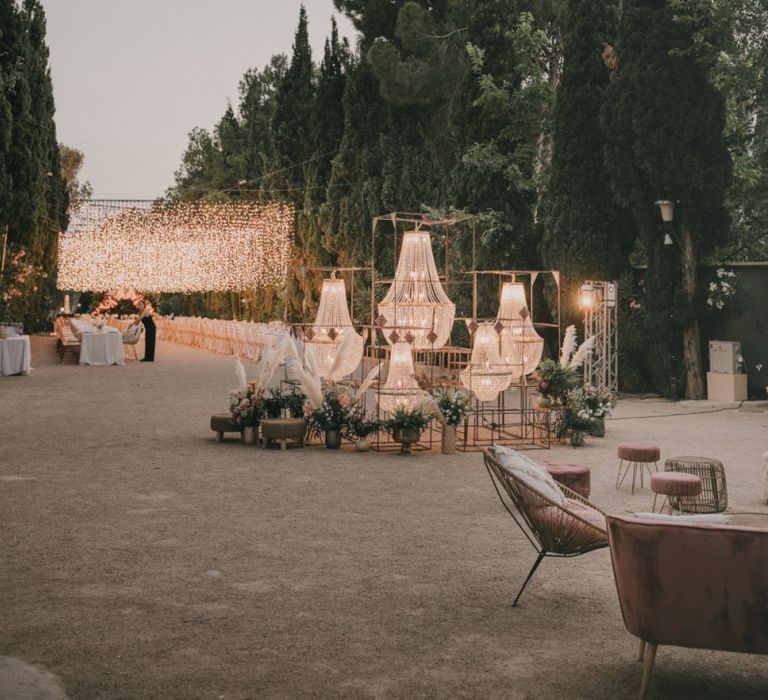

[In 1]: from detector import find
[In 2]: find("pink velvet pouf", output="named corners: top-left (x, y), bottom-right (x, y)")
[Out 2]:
top-left (650, 471), bottom-right (702, 514)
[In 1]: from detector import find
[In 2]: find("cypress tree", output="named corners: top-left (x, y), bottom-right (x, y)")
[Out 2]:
top-left (602, 0), bottom-right (732, 398)
top-left (544, 0), bottom-right (631, 322)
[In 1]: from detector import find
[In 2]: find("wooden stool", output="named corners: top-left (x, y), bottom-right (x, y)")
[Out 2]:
top-left (261, 418), bottom-right (307, 450)
top-left (651, 471), bottom-right (702, 514)
top-left (539, 460), bottom-right (591, 499)
top-left (617, 443), bottom-right (660, 494)
top-left (210, 413), bottom-right (242, 442)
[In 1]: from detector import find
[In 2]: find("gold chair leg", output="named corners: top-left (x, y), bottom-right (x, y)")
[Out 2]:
top-left (639, 643), bottom-right (657, 700)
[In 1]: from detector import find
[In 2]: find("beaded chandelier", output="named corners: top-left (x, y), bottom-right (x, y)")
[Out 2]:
top-left (497, 282), bottom-right (544, 379)
top-left (377, 341), bottom-right (426, 414)
top-left (460, 324), bottom-right (512, 402)
top-left (305, 277), bottom-right (363, 380)
top-left (378, 231), bottom-right (455, 349)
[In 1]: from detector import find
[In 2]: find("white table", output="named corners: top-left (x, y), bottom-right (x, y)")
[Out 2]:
top-left (70, 319), bottom-right (125, 366)
top-left (0, 335), bottom-right (32, 376)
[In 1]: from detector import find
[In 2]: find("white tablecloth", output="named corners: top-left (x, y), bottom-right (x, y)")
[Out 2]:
top-left (70, 320), bottom-right (125, 366)
top-left (0, 335), bottom-right (31, 376)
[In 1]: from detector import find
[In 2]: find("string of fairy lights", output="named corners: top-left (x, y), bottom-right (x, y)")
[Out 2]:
top-left (58, 201), bottom-right (293, 293)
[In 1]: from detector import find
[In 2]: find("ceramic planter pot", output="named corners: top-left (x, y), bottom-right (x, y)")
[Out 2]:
top-left (591, 417), bottom-right (605, 438)
top-left (441, 425), bottom-right (456, 455)
top-left (570, 430), bottom-right (585, 447)
top-left (393, 427), bottom-right (421, 456)
top-left (355, 438), bottom-right (370, 452)
top-left (242, 425), bottom-right (259, 445)
top-left (325, 429), bottom-right (341, 449)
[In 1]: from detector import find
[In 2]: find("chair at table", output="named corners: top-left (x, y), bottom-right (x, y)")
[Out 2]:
top-left (122, 324), bottom-right (143, 360)
top-left (483, 447), bottom-right (609, 606)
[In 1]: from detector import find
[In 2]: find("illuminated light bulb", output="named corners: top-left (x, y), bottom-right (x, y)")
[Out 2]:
top-left (378, 341), bottom-right (427, 414)
top-left (378, 231), bottom-right (455, 349)
top-left (58, 201), bottom-right (293, 293)
top-left (497, 282), bottom-right (544, 379)
top-left (305, 277), bottom-right (363, 380)
top-left (460, 325), bottom-right (512, 402)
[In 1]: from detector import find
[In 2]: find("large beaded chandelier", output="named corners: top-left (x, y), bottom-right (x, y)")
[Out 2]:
top-left (497, 282), bottom-right (544, 380)
top-left (304, 277), bottom-right (363, 380)
top-left (378, 231), bottom-right (455, 349)
top-left (460, 324), bottom-right (512, 402)
top-left (377, 341), bottom-right (427, 414)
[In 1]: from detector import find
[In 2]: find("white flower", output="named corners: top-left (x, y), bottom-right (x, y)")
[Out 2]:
top-left (707, 298), bottom-right (714, 306)
top-left (716, 301), bottom-right (724, 309)
top-left (709, 282), bottom-right (717, 291)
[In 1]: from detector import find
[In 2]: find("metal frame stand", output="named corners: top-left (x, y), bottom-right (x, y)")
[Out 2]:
top-left (581, 281), bottom-right (618, 393)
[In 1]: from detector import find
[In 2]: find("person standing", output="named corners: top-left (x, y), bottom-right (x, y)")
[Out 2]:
top-left (131, 300), bottom-right (156, 362)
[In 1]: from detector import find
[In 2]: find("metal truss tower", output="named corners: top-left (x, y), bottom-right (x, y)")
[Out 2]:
top-left (580, 281), bottom-right (618, 393)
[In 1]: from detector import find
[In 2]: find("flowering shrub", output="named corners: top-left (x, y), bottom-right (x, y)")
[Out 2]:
top-left (534, 359), bottom-right (580, 403)
top-left (706, 268), bottom-right (738, 311)
top-left (304, 383), bottom-right (355, 437)
top-left (228, 382), bottom-right (264, 427)
top-left (0, 247), bottom-right (46, 324)
top-left (434, 390), bottom-right (472, 426)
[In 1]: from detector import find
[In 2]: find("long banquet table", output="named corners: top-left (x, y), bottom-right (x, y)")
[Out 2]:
top-left (0, 334), bottom-right (32, 376)
top-left (70, 319), bottom-right (125, 366)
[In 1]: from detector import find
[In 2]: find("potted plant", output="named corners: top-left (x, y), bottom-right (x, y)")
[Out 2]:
top-left (228, 382), bottom-right (264, 445)
top-left (262, 387), bottom-right (284, 419)
top-left (583, 385), bottom-right (615, 437)
top-left (533, 359), bottom-right (580, 407)
top-left (434, 390), bottom-right (471, 454)
top-left (385, 408), bottom-right (432, 456)
top-left (282, 389), bottom-right (307, 419)
top-left (555, 389), bottom-right (596, 447)
top-left (304, 384), bottom-right (354, 449)
top-left (346, 412), bottom-right (380, 452)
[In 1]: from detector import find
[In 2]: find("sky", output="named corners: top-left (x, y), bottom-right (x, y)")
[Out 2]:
top-left (41, 1), bottom-right (356, 200)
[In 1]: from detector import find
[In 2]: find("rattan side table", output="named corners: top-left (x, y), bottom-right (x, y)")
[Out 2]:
top-left (664, 456), bottom-right (727, 513)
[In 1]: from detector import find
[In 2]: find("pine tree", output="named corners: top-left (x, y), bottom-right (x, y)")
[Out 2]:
top-left (602, 0), bottom-right (732, 398)
top-left (543, 0), bottom-right (631, 322)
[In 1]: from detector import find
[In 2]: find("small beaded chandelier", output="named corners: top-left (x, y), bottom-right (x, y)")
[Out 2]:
top-left (378, 231), bottom-right (455, 349)
top-left (305, 277), bottom-right (363, 380)
top-left (460, 324), bottom-right (512, 402)
top-left (497, 282), bottom-right (544, 380)
top-left (377, 341), bottom-right (426, 414)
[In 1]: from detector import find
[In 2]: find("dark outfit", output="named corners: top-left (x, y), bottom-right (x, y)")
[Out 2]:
top-left (141, 314), bottom-right (156, 361)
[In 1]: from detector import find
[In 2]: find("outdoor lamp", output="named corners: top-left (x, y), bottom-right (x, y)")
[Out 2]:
top-left (655, 200), bottom-right (674, 222)
top-left (579, 282), bottom-right (595, 310)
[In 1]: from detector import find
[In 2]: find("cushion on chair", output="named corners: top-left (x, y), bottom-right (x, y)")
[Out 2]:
top-left (492, 444), bottom-right (565, 505)
top-left (528, 498), bottom-right (607, 535)
top-left (539, 460), bottom-right (591, 499)
top-left (618, 443), bottom-right (661, 462)
top-left (650, 471), bottom-right (702, 497)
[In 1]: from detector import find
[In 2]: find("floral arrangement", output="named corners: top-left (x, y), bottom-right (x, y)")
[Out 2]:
top-left (228, 381), bottom-right (263, 427)
top-left (706, 268), bottom-right (738, 310)
top-left (304, 383), bottom-right (355, 438)
top-left (434, 390), bottom-right (472, 426)
top-left (263, 387), bottom-right (285, 418)
top-left (554, 389), bottom-right (597, 444)
top-left (582, 385), bottom-right (615, 419)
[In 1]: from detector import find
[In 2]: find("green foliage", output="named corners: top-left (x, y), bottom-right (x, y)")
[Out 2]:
top-left (384, 407), bottom-right (432, 433)
top-left (533, 358), bottom-right (580, 401)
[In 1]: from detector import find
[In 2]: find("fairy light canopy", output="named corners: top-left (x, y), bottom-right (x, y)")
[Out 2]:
top-left (377, 341), bottom-right (427, 414)
top-left (57, 201), bottom-right (293, 293)
top-left (460, 324), bottom-right (512, 402)
top-left (378, 230), bottom-right (455, 350)
top-left (305, 277), bottom-right (363, 380)
top-left (497, 282), bottom-right (544, 379)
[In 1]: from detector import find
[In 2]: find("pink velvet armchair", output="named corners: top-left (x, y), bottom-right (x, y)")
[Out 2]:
top-left (606, 515), bottom-right (768, 699)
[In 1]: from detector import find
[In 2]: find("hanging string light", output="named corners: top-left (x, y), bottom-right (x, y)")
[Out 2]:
top-left (460, 324), bottom-right (512, 402)
top-left (57, 202), bottom-right (293, 292)
top-left (377, 341), bottom-right (427, 414)
top-left (497, 282), bottom-right (544, 380)
top-left (304, 277), bottom-right (363, 380)
top-left (377, 231), bottom-right (455, 349)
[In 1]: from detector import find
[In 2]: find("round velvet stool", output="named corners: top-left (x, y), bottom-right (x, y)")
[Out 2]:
top-left (539, 460), bottom-right (591, 499)
top-left (616, 443), bottom-right (661, 494)
top-left (651, 471), bottom-right (702, 514)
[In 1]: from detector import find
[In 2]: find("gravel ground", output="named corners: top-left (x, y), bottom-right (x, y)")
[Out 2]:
top-left (1, 336), bottom-right (767, 699)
